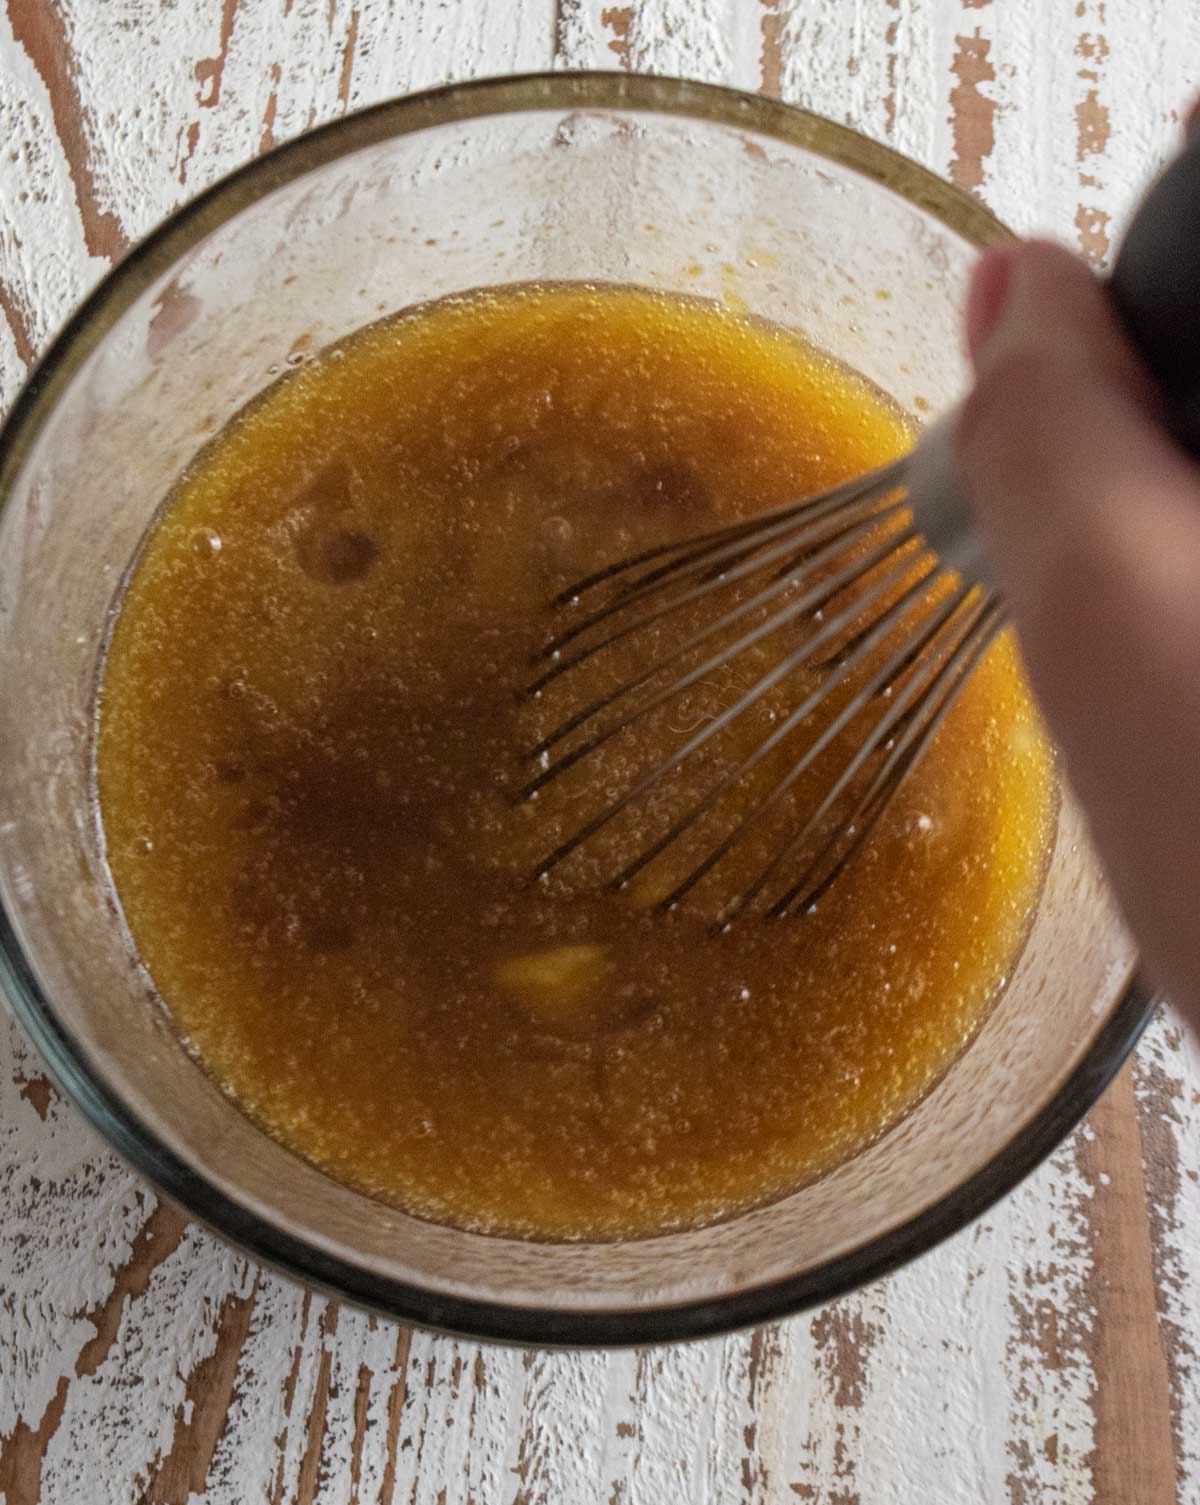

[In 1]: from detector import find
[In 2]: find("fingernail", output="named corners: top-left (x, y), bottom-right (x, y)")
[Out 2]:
top-left (965, 245), bottom-right (1015, 365)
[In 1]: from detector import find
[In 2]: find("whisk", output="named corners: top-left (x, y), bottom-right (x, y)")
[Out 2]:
top-left (516, 132), bottom-right (1200, 923)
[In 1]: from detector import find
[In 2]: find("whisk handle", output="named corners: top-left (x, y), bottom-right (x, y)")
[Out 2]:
top-left (905, 408), bottom-right (999, 589)
top-left (1110, 129), bottom-right (1200, 458)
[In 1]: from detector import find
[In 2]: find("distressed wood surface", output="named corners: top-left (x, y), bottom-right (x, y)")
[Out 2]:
top-left (0, 1), bottom-right (1198, 1501)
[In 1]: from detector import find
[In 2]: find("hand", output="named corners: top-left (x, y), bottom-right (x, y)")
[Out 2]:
top-left (955, 227), bottom-right (1200, 1021)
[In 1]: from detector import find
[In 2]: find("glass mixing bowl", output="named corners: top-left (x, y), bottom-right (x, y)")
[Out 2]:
top-left (0, 73), bottom-right (1154, 1345)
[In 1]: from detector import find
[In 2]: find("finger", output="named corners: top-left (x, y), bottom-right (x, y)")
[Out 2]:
top-left (963, 245), bottom-right (1013, 364)
top-left (955, 238), bottom-right (1200, 1000)
top-left (957, 238), bottom-right (1194, 628)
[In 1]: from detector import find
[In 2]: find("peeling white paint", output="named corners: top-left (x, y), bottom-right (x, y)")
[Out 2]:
top-left (2, 2), bottom-right (1200, 1502)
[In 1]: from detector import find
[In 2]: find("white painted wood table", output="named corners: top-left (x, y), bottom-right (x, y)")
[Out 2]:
top-left (1, 2), bottom-right (1199, 1501)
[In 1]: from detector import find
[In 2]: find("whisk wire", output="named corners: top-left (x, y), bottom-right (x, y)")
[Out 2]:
top-left (523, 517), bottom-right (917, 768)
top-left (518, 428), bottom-right (1005, 920)
top-left (528, 471), bottom-right (906, 690)
top-left (521, 543), bottom-right (931, 852)
top-left (550, 457), bottom-right (908, 608)
top-left (767, 597), bottom-right (1005, 920)
top-left (728, 588), bottom-right (992, 921)
top-left (645, 578), bottom-right (978, 916)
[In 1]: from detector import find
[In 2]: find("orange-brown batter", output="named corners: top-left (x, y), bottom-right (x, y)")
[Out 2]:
top-left (96, 284), bottom-right (1053, 1239)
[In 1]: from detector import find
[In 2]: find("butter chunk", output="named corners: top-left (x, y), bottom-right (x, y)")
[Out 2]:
top-left (494, 943), bottom-right (613, 1027)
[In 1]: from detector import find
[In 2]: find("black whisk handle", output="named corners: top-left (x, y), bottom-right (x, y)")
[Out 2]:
top-left (1110, 129), bottom-right (1200, 459)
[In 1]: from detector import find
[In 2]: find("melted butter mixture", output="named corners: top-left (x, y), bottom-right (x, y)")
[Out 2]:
top-left (97, 285), bottom-right (1053, 1239)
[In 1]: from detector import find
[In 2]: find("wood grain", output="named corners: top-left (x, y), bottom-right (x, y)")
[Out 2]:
top-left (2, 1), bottom-right (1199, 1501)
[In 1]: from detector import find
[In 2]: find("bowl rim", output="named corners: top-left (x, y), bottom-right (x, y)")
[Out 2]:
top-left (0, 70), bottom-right (1159, 1347)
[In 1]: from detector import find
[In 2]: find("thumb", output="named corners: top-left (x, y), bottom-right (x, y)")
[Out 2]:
top-left (954, 237), bottom-right (1200, 1008)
